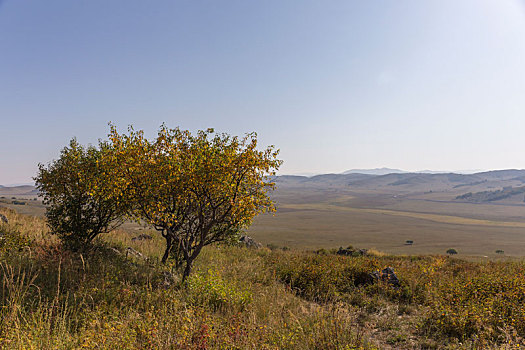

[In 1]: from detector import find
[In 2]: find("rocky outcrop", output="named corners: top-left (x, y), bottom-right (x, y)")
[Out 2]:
top-left (370, 267), bottom-right (400, 288)
top-left (337, 247), bottom-right (368, 256)
top-left (110, 247), bottom-right (122, 256)
top-left (131, 234), bottom-right (153, 242)
top-left (126, 247), bottom-right (144, 259)
top-left (239, 235), bottom-right (262, 249)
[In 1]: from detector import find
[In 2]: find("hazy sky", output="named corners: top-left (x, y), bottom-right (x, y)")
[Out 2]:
top-left (1, 1), bottom-right (525, 184)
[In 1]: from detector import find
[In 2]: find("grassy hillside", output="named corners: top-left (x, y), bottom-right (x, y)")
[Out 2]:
top-left (1, 207), bottom-right (525, 349)
top-left (457, 186), bottom-right (525, 203)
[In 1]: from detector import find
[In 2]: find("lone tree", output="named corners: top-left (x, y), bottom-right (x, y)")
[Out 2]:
top-left (446, 248), bottom-right (458, 255)
top-left (106, 125), bottom-right (281, 280)
top-left (35, 139), bottom-right (124, 250)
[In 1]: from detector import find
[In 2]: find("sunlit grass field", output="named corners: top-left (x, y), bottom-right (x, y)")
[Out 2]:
top-left (248, 188), bottom-right (525, 258)
top-left (1, 207), bottom-right (525, 348)
top-left (5, 190), bottom-right (525, 259)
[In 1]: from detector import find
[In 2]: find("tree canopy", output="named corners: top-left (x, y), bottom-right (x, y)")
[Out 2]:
top-left (105, 125), bottom-right (282, 279)
top-left (35, 139), bottom-right (125, 250)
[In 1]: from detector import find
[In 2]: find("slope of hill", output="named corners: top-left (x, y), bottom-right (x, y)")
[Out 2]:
top-left (274, 169), bottom-right (525, 194)
top-left (0, 185), bottom-right (38, 197)
top-left (475, 169), bottom-right (525, 181)
top-left (457, 186), bottom-right (525, 203)
top-left (2, 207), bottom-right (525, 349)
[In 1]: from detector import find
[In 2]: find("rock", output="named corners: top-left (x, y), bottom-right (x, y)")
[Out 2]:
top-left (239, 235), bottom-right (262, 249)
top-left (370, 267), bottom-right (400, 288)
top-left (358, 249), bottom-right (368, 256)
top-left (0, 214), bottom-right (8, 224)
top-left (131, 234), bottom-right (153, 242)
top-left (110, 247), bottom-right (122, 255)
top-left (126, 247), bottom-right (144, 259)
top-left (336, 247), bottom-right (368, 256)
top-left (336, 247), bottom-right (353, 256)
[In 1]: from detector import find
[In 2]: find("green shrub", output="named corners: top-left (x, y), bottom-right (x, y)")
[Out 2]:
top-left (0, 224), bottom-right (30, 253)
top-left (423, 262), bottom-right (525, 341)
top-left (186, 269), bottom-right (252, 312)
top-left (315, 248), bottom-right (329, 255)
top-left (266, 243), bottom-right (279, 251)
top-left (34, 139), bottom-right (125, 251)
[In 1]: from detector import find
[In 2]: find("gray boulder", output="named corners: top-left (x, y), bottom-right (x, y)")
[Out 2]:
top-left (337, 247), bottom-right (368, 256)
top-left (370, 267), bottom-right (400, 288)
top-left (131, 234), bottom-right (153, 242)
top-left (239, 235), bottom-right (262, 249)
top-left (110, 247), bottom-right (122, 256)
top-left (126, 247), bottom-right (144, 259)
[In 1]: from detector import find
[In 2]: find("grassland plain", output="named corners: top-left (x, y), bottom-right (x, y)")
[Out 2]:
top-left (1, 207), bottom-right (525, 349)
top-left (6, 170), bottom-right (525, 258)
top-left (247, 186), bottom-right (525, 258)
top-left (5, 188), bottom-right (525, 258)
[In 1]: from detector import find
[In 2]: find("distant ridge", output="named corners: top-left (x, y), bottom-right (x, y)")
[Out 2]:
top-left (343, 168), bottom-right (406, 175)
top-left (0, 185), bottom-right (38, 196)
top-left (343, 168), bottom-right (487, 176)
top-left (272, 169), bottom-right (525, 195)
top-left (2, 183), bottom-right (34, 187)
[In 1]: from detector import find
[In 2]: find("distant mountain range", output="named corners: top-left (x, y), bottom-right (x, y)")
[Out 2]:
top-left (282, 168), bottom-right (486, 177)
top-left (342, 168), bottom-right (487, 176)
top-left (342, 168), bottom-right (406, 175)
top-left (4, 169), bottom-right (525, 204)
top-left (272, 169), bottom-right (525, 202)
top-left (278, 169), bottom-right (525, 183)
top-left (0, 185), bottom-right (39, 197)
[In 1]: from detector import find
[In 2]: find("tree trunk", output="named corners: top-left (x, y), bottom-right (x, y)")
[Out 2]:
top-left (181, 259), bottom-right (193, 283)
top-left (161, 235), bottom-right (173, 264)
top-left (181, 244), bottom-right (204, 283)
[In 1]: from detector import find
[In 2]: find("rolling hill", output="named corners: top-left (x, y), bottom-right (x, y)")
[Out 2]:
top-left (5, 169), bottom-right (525, 256)
top-left (0, 185), bottom-right (38, 197)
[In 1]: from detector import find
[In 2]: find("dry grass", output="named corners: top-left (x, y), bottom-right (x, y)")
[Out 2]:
top-left (2, 206), bottom-right (525, 349)
top-left (249, 190), bottom-right (525, 257)
top-left (0, 208), bottom-right (375, 349)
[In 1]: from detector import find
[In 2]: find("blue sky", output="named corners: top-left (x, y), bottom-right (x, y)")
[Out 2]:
top-left (1, 1), bottom-right (525, 184)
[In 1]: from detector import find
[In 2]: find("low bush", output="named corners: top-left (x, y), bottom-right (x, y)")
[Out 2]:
top-left (423, 262), bottom-right (525, 342)
top-left (0, 224), bottom-right (30, 253)
top-left (269, 252), bottom-right (427, 304)
top-left (186, 269), bottom-right (253, 312)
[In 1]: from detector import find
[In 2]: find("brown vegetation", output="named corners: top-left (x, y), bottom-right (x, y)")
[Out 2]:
top-left (1, 207), bottom-right (525, 348)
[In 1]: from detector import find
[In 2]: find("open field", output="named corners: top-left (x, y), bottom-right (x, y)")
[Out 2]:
top-left (250, 201), bottom-right (525, 257)
top-left (0, 197), bottom-right (45, 217)
top-left (4, 170), bottom-right (525, 258)
top-left (248, 174), bottom-right (525, 257)
top-left (11, 190), bottom-right (525, 257)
